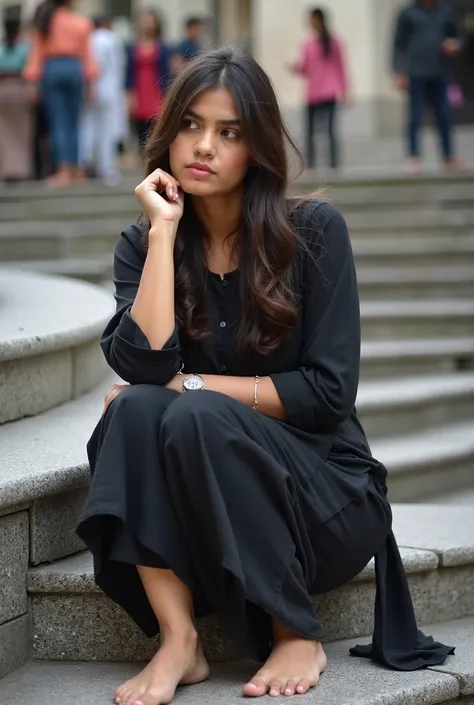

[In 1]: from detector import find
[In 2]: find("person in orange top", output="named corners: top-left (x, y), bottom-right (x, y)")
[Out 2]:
top-left (24, 0), bottom-right (97, 186)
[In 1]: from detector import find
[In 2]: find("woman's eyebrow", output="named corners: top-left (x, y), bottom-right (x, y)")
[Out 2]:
top-left (185, 109), bottom-right (240, 126)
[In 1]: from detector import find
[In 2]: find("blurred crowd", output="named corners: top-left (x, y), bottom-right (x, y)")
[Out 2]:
top-left (0, 0), bottom-right (469, 186)
top-left (0, 0), bottom-right (207, 187)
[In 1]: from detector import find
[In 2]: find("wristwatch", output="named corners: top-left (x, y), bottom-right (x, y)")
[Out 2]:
top-left (182, 373), bottom-right (205, 392)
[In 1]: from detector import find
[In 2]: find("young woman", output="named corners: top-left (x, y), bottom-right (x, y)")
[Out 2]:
top-left (77, 46), bottom-right (453, 705)
top-left (125, 9), bottom-right (171, 153)
top-left (0, 16), bottom-right (33, 181)
top-left (289, 7), bottom-right (350, 170)
top-left (24, 0), bottom-right (97, 187)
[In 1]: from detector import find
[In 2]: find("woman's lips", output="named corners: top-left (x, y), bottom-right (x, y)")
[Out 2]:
top-left (186, 165), bottom-right (215, 178)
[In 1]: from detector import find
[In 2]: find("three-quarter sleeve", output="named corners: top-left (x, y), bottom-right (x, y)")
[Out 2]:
top-left (101, 225), bottom-right (182, 385)
top-left (270, 202), bottom-right (360, 433)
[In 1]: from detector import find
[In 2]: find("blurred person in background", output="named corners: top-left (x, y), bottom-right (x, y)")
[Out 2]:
top-left (24, 0), bottom-right (97, 187)
top-left (288, 7), bottom-right (350, 171)
top-left (171, 16), bottom-right (207, 75)
top-left (81, 15), bottom-right (126, 186)
top-left (0, 15), bottom-right (33, 182)
top-left (392, 0), bottom-right (464, 172)
top-left (125, 9), bottom-right (171, 153)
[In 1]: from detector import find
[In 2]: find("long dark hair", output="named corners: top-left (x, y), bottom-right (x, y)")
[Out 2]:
top-left (144, 46), bottom-right (308, 356)
top-left (3, 17), bottom-right (21, 50)
top-left (311, 7), bottom-right (332, 57)
top-left (33, 0), bottom-right (69, 38)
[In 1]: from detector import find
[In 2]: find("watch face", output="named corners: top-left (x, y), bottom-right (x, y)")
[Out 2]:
top-left (184, 374), bottom-right (204, 391)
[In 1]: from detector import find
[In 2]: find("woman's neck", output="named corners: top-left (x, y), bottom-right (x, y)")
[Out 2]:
top-left (193, 192), bottom-right (242, 245)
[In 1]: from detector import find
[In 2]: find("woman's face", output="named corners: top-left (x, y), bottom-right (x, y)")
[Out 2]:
top-left (310, 14), bottom-right (322, 33)
top-left (169, 87), bottom-right (251, 199)
top-left (137, 12), bottom-right (159, 39)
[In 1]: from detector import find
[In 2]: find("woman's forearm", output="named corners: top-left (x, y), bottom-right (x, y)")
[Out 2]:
top-left (130, 226), bottom-right (177, 350)
top-left (197, 375), bottom-right (287, 420)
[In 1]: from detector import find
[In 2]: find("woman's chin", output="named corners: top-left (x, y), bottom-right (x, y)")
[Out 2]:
top-left (180, 179), bottom-right (221, 197)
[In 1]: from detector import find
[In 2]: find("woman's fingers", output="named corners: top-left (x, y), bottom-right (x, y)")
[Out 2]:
top-left (142, 169), bottom-right (180, 200)
top-left (102, 384), bottom-right (131, 415)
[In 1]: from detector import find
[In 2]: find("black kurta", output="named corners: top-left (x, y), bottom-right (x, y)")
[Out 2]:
top-left (77, 200), bottom-right (454, 668)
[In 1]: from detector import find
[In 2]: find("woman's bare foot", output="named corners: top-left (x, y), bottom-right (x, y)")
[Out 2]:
top-left (114, 630), bottom-right (209, 705)
top-left (242, 626), bottom-right (327, 698)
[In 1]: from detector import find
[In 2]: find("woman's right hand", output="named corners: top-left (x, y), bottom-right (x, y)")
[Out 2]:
top-left (134, 169), bottom-right (184, 229)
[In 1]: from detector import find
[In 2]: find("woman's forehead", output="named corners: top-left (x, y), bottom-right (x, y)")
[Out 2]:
top-left (187, 87), bottom-right (239, 121)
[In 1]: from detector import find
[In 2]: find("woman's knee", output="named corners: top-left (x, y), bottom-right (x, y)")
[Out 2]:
top-left (161, 390), bottom-right (236, 441)
top-left (108, 383), bottom-right (178, 419)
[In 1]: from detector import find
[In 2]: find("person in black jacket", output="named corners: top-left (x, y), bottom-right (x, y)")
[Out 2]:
top-left (77, 46), bottom-right (453, 705)
top-left (392, 0), bottom-right (464, 171)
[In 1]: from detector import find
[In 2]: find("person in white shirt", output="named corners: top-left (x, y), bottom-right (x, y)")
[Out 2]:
top-left (81, 15), bottom-right (127, 185)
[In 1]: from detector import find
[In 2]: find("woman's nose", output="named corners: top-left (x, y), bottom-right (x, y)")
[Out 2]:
top-left (194, 131), bottom-right (215, 156)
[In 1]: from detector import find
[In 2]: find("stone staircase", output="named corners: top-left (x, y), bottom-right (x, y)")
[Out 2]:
top-left (1, 171), bottom-right (474, 704)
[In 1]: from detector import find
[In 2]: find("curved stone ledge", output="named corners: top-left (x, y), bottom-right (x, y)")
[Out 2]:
top-left (0, 270), bottom-right (115, 423)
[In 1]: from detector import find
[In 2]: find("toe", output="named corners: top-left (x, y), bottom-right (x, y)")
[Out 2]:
top-left (296, 678), bottom-right (313, 695)
top-left (242, 676), bottom-right (269, 697)
top-left (269, 680), bottom-right (283, 697)
top-left (284, 680), bottom-right (298, 696)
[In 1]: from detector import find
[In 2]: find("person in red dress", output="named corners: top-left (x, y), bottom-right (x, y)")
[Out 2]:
top-left (125, 9), bottom-right (171, 152)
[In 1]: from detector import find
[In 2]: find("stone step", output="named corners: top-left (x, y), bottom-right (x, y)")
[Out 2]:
top-left (370, 420), bottom-right (474, 502)
top-left (421, 487), bottom-right (474, 505)
top-left (2, 616), bottom-right (473, 705)
top-left (5, 256), bottom-right (114, 286)
top-left (360, 299), bottom-right (474, 340)
top-left (357, 373), bottom-right (474, 439)
top-left (1, 166), bottom-right (472, 201)
top-left (26, 505), bottom-right (474, 662)
top-left (1, 215), bottom-right (474, 263)
top-left (2, 196), bottom-right (474, 237)
top-left (0, 270), bottom-right (114, 424)
top-left (354, 235), bottom-right (474, 268)
top-left (357, 266), bottom-right (474, 300)
top-left (360, 338), bottom-right (474, 379)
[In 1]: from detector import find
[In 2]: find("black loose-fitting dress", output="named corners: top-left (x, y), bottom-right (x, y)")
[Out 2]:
top-left (76, 200), bottom-right (454, 669)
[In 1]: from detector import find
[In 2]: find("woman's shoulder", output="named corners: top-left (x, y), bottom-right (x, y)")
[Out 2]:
top-left (292, 198), bottom-right (347, 235)
top-left (292, 198), bottom-right (351, 263)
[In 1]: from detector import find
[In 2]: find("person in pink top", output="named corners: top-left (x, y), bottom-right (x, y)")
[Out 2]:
top-left (24, 0), bottom-right (97, 186)
top-left (289, 7), bottom-right (350, 170)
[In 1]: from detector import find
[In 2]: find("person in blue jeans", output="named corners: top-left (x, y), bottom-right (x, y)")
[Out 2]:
top-left (24, 0), bottom-right (97, 186)
top-left (392, 0), bottom-right (464, 172)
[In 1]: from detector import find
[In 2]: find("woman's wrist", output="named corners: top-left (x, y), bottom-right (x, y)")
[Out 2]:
top-left (149, 221), bottom-right (178, 242)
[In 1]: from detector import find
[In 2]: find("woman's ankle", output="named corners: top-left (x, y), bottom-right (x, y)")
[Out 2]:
top-left (160, 622), bottom-right (199, 645)
top-left (272, 620), bottom-right (318, 645)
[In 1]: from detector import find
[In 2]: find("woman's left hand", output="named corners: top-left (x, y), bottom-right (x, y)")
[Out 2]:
top-left (102, 383), bottom-right (130, 415)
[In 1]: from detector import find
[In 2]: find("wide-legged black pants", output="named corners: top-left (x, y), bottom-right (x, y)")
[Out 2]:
top-left (77, 384), bottom-right (393, 662)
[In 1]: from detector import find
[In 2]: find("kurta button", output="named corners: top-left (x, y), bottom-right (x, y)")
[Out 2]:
top-left (220, 321), bottom-right (227, 328)
top-left (222, 280), bottom-right (228, 287)
top-left (220, 365), bottom-right (227, 372)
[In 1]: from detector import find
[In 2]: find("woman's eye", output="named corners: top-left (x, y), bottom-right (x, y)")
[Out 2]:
top-left (182, 119), bottom-right (199, 130)
top-left (222, 129), bottom-right (240, 140)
